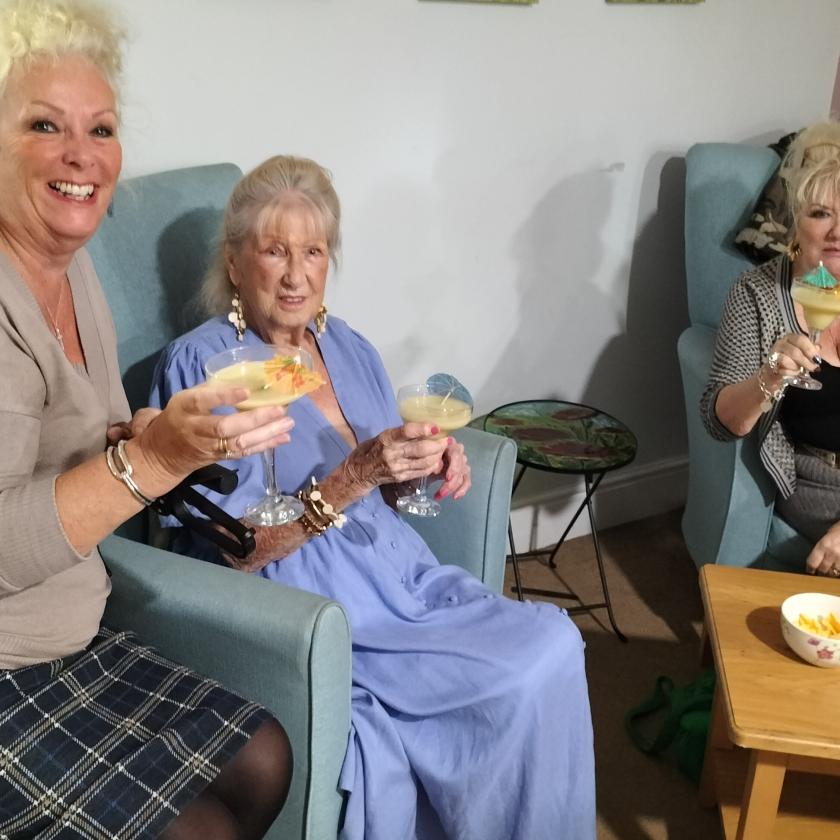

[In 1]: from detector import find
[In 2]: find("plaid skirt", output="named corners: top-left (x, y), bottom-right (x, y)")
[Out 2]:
top-left (0, 627), bottom-right (271, 839)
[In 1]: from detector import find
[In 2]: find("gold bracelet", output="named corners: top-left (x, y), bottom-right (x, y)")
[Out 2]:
top-left (300, 512), bottom-right (328, 537)
top-left (757, 364), bottom-right (786, 413)
top-left (296, 477), bottom-right (347, 537)
top-left (105, 440), bottom-right (155, 506)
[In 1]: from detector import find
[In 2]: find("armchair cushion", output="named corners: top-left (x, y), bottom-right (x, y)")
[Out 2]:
top-left (406, 426), bottom-right (516, 594)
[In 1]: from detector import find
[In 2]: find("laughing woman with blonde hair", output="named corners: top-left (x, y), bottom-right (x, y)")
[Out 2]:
top-left (0, 2), bottom-right (293, 837)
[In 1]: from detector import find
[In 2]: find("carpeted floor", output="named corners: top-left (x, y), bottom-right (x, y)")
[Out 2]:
top-left (503, 508), bottom-right (722, 840)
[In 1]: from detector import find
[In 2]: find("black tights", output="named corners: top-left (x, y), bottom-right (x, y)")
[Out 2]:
top-left (160, 718), bottom-right (292, 840)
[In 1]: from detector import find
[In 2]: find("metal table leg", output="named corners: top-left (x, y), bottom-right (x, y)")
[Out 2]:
top-left (507, 466), bottom-right (528, 602)
top-left (583, 472), bottom-right (627, 642)
top-left (508, 469), bottom-right (627, 641)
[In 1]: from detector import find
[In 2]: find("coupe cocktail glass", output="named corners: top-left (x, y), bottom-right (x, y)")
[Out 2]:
top-left (205, 344), bottom-right (321, 526)
top-left (789, 263), bottom-right (840, 391)
top-left (396, 381), bottom-right (473, 517)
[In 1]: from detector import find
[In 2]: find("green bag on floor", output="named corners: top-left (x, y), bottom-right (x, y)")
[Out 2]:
top-left (624, 669), bottom-right (715, 785)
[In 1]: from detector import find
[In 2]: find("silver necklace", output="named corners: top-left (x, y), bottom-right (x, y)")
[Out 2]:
top-left (42, 280), bottom-right (66, 349)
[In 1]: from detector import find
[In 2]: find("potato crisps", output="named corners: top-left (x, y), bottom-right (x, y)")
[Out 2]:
top-left (797, 611), bottom-right (840, 639)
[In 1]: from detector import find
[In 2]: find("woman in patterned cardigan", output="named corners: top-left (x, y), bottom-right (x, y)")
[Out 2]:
top-left (702, 124), bottom-right (840, 578)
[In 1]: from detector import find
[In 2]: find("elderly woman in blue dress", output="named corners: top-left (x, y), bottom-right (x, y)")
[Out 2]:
top-left (151, 154), bottom-right (595, 840)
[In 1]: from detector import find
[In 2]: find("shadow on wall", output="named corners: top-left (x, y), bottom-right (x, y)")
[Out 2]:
top-left (581, 154), bottom-right (689, 465)
top-left (473, 167), bottom-right (615, 414)
top-left (487, 155), bottom-right (690, 517)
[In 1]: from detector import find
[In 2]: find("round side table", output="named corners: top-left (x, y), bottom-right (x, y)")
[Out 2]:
top-left (483, 399), bottom-right (637, 642)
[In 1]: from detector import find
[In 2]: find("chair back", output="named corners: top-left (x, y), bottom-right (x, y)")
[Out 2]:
top-left (684, 143), bottom-right (779, 328)
top-left (680, 142), bottom-right (811, 570)
top-left (87, 163), bottom-right (242, 411)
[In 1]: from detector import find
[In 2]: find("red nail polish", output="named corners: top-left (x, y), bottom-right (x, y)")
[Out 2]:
top-left (447, 436), bottom-right (455, 445)
top-left (430, 425), bottom-right (440, 436)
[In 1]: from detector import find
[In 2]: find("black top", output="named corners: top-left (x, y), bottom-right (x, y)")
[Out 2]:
top-left (780, 361), bottom-right (840, 450)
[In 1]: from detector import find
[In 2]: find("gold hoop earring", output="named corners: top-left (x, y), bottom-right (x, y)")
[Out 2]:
top-left (315, 305), bottom-right (328, 335)
top-left (228, 290), bottom-right (246, 341)
top-left (786, 240), bottom-right (801, 261)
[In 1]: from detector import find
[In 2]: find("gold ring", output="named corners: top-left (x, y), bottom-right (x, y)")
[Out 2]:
top-left (831, 568), bottom-right (840, 577)
top-left (225, 449), bottom-right (237, 460)
top-left (219, 436), bottom-right (228, 454)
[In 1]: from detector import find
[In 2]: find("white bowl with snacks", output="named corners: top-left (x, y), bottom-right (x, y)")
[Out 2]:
top-left (780, 592), bottom-right (840, 668)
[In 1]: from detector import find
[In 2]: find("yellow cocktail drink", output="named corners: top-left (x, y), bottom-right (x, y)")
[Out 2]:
top-left (209, 355), bottom-right (324, 410)
top-left (791, 284), bottom-right (840, 331)
top-left (398, 394), bottom-right (472, 439)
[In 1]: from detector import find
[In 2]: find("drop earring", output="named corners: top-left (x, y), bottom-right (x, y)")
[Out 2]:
top-left (786, 240), bottom-right (801, 261)
top-left (315, 305), bottom-right (328, 335)
top-left (228, 290), bottom-right (246, 341)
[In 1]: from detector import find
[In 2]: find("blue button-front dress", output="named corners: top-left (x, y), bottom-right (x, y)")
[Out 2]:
top-left (151, 315), bottom-right (595, 840)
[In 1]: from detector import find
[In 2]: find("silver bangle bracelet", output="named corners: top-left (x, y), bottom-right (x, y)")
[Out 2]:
top-left (757, 364), bottom-right (786, 413)
top-left (105, 439), bottom-right (155, 506)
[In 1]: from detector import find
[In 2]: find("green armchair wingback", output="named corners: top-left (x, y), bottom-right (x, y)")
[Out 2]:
top-left (678, 142), bottom-right (811, 572)
top-left (87, 164), bottom-right (517, 839)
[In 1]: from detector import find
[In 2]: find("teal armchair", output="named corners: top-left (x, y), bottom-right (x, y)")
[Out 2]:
top-left (678, 142), bottom-right (811, 572)
top-left (89, 164), bottom-right (517, 839)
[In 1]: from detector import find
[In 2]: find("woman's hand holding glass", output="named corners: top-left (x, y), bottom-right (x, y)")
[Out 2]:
top-left (429, 436), bottom-right (471, 501)
top-left (765, 332), bottom-right (822, 384)
top-left (344, 423), bottom-right (451, 494)
top-left (131, 383), bottom-right (294, 489)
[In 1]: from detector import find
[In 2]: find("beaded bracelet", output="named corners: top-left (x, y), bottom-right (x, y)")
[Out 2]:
top-left (757, 364), bottom-right (786, 413)
top-left (297, 476), bottom-right (347, 537)
top-left (105, 439), bottom-right (155, 506)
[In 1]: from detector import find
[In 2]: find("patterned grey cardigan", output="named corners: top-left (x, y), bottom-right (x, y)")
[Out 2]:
top-left (700, 254), bottom-right (800, 499)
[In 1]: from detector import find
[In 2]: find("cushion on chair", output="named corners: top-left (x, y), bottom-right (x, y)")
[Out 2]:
top-left (684, 144), bottom-right (780, 329)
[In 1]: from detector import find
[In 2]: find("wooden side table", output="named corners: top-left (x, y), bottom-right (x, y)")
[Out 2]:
top-left (699, 564), bottom-right (840, 839)
top-left (482, 399), bottom-right (637, 641)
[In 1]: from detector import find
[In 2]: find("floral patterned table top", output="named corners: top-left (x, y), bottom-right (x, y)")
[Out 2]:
top-left (482, 400), bottom-right (637, 474)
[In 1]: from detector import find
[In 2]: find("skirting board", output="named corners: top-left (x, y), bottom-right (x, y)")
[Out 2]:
top-left (508, 456), bottom-right (688, 551)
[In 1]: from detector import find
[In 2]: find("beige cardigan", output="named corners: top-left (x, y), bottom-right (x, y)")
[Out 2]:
top-left (0, 250), bottom-right (130, 669)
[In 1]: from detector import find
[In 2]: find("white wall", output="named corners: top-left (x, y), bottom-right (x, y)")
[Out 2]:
top-left (111, 0), bottom-right (840, 543)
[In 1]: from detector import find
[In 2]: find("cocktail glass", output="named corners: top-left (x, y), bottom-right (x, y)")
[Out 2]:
top-left (396, 380), bottom-right (473, 517)
top-left (789, 264), bottom-right (840, 391)
top-left (205, 344), bottom-right (320, 526)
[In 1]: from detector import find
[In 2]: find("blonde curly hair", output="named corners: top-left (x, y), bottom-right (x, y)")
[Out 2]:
top-left (0, 0), bottom-right (124, 99)
top-left (780, 122), bottom-right (840, 225)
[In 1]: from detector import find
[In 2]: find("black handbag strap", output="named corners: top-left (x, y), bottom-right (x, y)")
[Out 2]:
top-left (152, 465), bottom-right (256, 560)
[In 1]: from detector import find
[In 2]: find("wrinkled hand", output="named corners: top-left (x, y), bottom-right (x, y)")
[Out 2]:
top-left (431, 436), bottom-right (471, 501)
top-left (136, 383), bottom-right (294, 481)
top-left (106, 408), bottom-right (161, 444)
top-left (806, 521), bottom-right (840, 577)
top-left (343, 423), bottom-right (449, 493)
top-left (767, 332), bottom-right (821, 379)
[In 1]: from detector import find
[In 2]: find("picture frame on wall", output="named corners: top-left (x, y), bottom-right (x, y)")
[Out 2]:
top-left (421, 0), bottom-right (537, 5)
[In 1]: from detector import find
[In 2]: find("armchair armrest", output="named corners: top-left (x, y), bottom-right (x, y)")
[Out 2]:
top-left (99, 534), bottom-right (351, 840)
top-left (405, 426), bottom-right (517, 593)
top-left (677, 326), bottom-right (775, 568)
